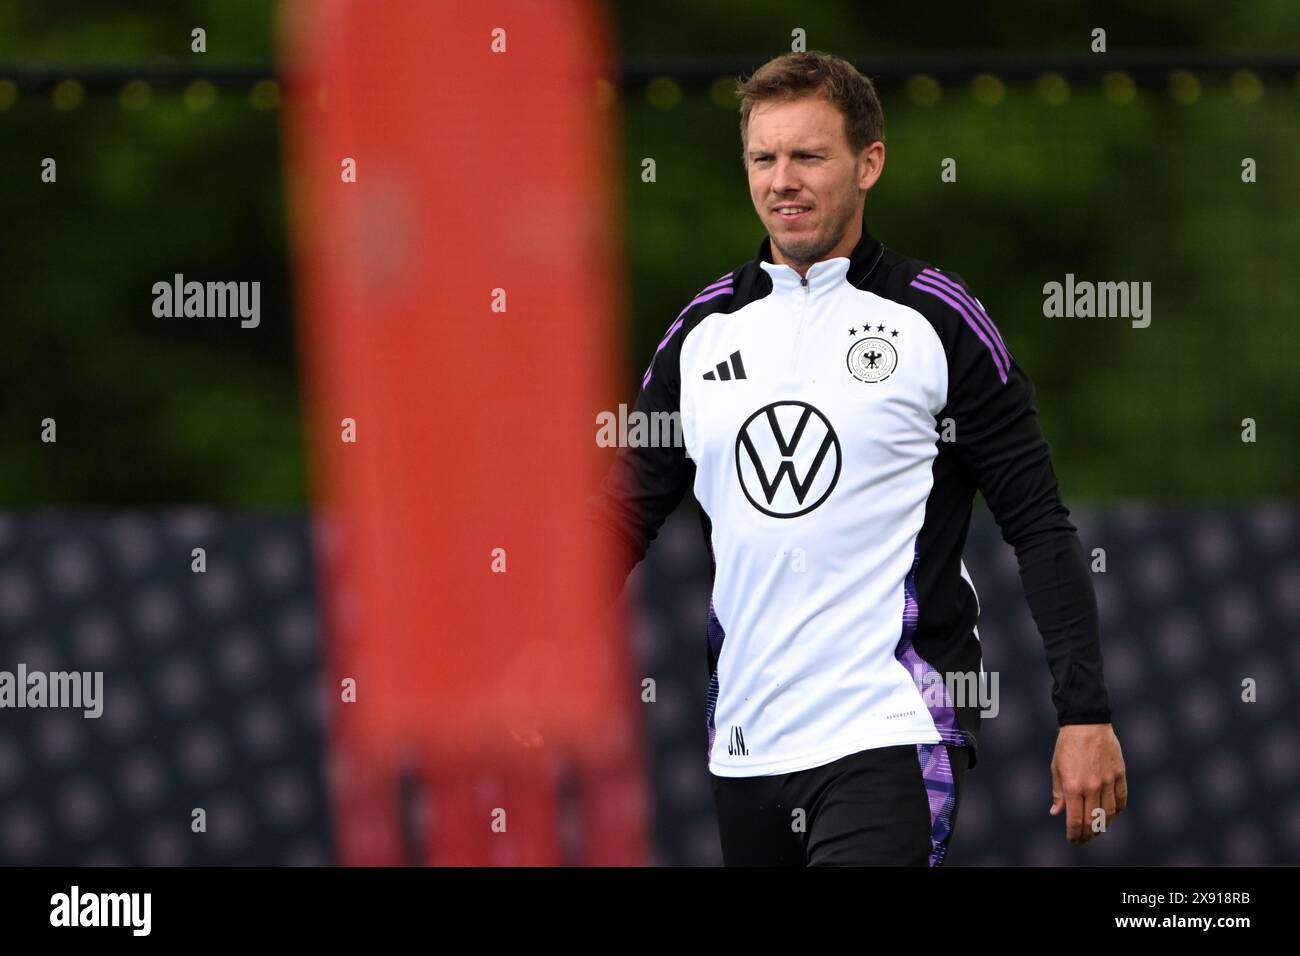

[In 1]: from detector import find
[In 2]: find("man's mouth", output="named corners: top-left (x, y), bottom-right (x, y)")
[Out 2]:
top-left (773, 205), bottom-right (811, 220)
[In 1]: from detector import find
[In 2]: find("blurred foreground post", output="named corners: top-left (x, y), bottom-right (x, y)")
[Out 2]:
top-left (282, 0), bottom-right (645, 865)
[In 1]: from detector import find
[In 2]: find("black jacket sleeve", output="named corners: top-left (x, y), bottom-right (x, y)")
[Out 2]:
top-left (937, 271), bottom-right (1113, 726)
top-left (585, 317), bottom-right (696, 609)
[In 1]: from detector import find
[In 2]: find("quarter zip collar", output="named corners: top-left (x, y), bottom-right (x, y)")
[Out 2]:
top-left (756, 212), bottom-right (885, 297)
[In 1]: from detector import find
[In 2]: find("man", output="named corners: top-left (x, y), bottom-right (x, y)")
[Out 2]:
top-left (589, 51), bottom-right (1126, 865)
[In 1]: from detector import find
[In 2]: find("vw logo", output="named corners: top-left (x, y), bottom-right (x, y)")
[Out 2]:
top-left (735, 401), bottom-right (841, 518)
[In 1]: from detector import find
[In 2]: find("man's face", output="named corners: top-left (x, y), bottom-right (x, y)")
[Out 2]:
top-left (744, 95), bottom-right (882, 269)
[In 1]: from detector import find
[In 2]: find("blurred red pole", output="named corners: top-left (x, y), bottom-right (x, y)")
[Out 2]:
top-left (281, 0), bottom-right (647, 865)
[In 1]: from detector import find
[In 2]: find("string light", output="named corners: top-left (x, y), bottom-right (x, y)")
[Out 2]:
top-left (120, 79), bottom-right (151, 111)
top-left (1230, 69), bottom-right (1262, 103)
top-left (0, 65), bottom-right (1287, 114)
top-left (1169, 70), bottom-right (1200, 105)
top-left (645, 77), bottom-right (681, 110)
top-left (708, 76), bottom-right (735, 109)
top-left (1036, 72), bottom-right (1070, 106)
top-left (971, 73), bottom-right (1005, 106)
top-left (1102, 71), bottom-right (1136, 105)
top-left (184, 79), bottom-right (217, 111)
top-left (51, 78), bottom-right (84, 110)
top-left (906, 74), bottom-right (941, 107)
top-left (249, 79), bottom-right (279, 111)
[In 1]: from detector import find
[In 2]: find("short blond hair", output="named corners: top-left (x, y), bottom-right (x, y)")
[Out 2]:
top-left (736, 51), bottom-right (884, 160)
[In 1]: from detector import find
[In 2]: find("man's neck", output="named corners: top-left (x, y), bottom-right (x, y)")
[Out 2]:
top-left (771, 215), bottom-right (864, 277)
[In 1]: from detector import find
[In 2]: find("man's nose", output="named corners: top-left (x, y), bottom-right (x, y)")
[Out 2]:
top-left (771, 157), bottom-right (802, 193)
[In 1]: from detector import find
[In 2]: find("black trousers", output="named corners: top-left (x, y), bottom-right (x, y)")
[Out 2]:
top-left (709, 743), bottom-right (970, 866)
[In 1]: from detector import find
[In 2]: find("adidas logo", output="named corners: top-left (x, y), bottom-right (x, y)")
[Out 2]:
top-left (703, 350), bottom-right (747, 381)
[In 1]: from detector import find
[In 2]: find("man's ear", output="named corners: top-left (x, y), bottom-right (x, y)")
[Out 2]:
top-left (860, 142), bottom-right (885, 192)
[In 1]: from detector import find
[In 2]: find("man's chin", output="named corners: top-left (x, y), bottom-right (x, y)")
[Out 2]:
top-left (772, 214), bottom-right (814, 233)
top-left (772, 237), bottom-right (824, 264)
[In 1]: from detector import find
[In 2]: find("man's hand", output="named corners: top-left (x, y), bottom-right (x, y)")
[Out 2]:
top-left (1050, 723), bottom-right (1126, 844)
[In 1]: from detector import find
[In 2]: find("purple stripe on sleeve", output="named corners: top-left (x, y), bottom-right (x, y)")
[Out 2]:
top-left (919, 268), bottom-right (1010, 364)
top-left (642, 283), bottom-right (734, 388)
top-left (655, 316), bottom-right (685, 350)
top-left (919, 269), bottom-right (1011, 369)
top-left (642, 315), bottom-right (685, 387)
top-left (675, 285), bottom-right (734, 319)
top-left (910, 276), bottom-right (1009, 384)
top-left (699, 273), bottom-right (735, 295)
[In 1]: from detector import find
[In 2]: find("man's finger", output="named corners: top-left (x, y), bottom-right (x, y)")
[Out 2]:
top-left (1101, 779), bottom-right (1117, 822)
top-left (1115, 773), bottom-right (1128, 814)
top-left (1066, 788), bottom-right (1086, 843)
top-left (1080, 783), bottom-right (1105, 843)
top-left (1050, 763), bottom-right (1064, 815)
